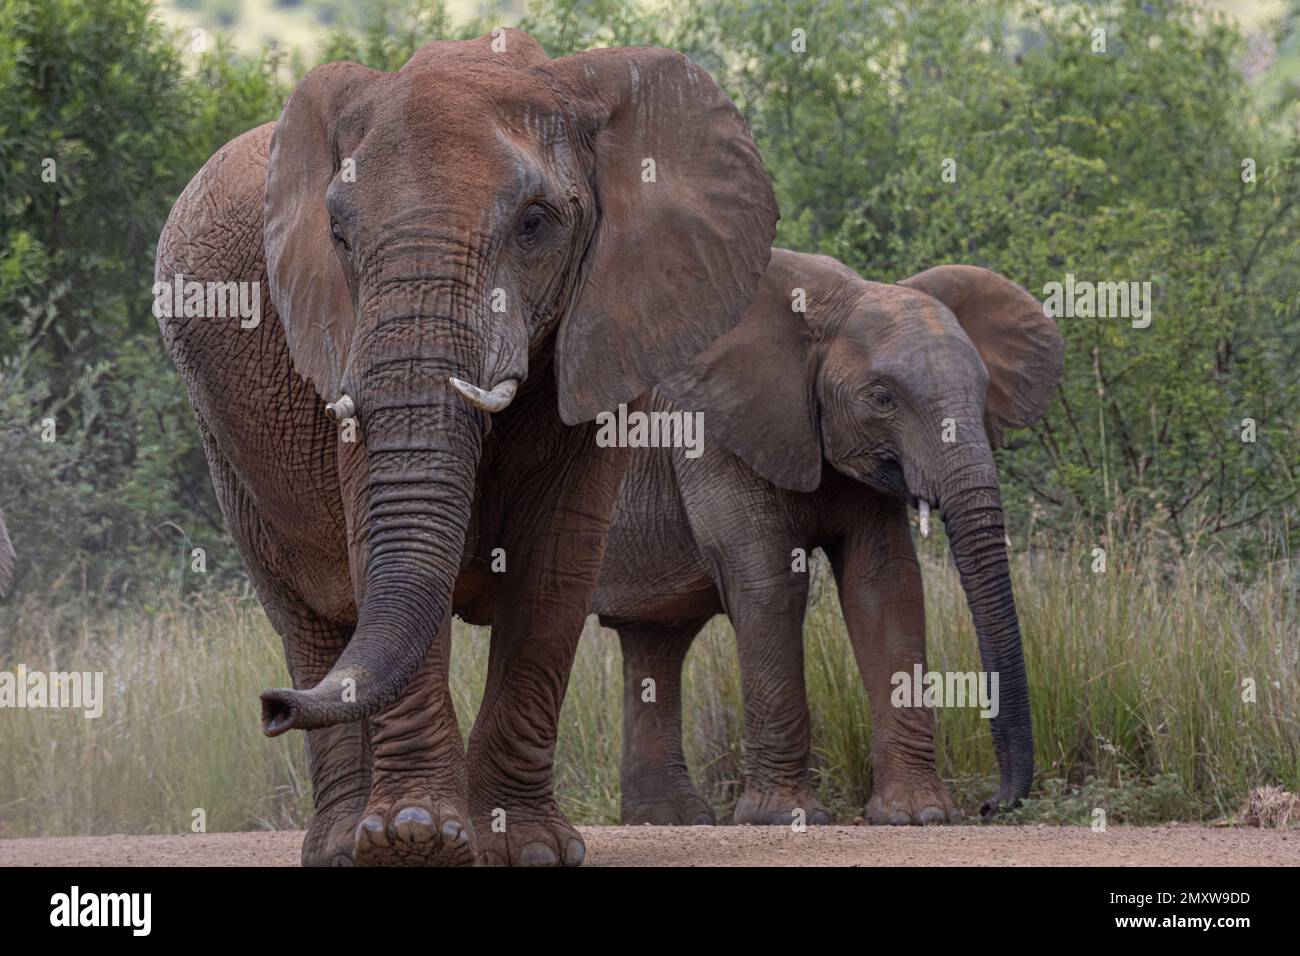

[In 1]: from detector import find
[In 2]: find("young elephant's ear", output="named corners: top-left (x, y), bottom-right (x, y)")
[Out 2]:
top-left (263, 61), bottom-right (378, 400)
top-left (543, 48), bottom-right (778, 425)
top-left (659, 255), bottom-right (826, 492)
top-left (900, 265), bottom-right (1064, 446)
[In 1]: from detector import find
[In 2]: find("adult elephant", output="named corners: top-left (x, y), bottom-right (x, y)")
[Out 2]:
top-left (155, 29), bottom-right (776, 866)
top-left (594, 249), bottom-right (1063, 826)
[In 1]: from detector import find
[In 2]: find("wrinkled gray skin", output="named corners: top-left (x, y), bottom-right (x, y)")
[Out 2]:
top-left (593, 249), bottom-right (1064, 826)
top-left (155, 30), bottom-right (775, 866)
top-left (0, 509), bottom-right (13, 597)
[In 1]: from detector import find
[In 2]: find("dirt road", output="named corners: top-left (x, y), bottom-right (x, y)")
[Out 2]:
top-left (0, 825), bottom-right (1294, 866)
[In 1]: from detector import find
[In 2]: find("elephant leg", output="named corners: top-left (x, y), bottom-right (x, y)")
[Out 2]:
top-left (725, 575), bottom-right (832, 826)
top-left (352, 615), bottom-right (475, 866)
top-left (287, 617), bottom-right (373, 867)
top-left (467, 429), bottom-right (627, 867)
top-left (201, 433), bottom-right (371, 865)
top-left (618, 620), bottom-right (715, 825)
top-left (828, 502), bottom-right (959, 825)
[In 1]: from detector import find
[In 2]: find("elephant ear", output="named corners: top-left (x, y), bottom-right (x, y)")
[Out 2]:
top-left (659, 251), bottom-right (843, 493)
top-left (263, 60), bottom-right (379, 400)
top-left (900, 265), bottom-right (1064, 446)
top-left (542, 48), bottom-right (778, 425)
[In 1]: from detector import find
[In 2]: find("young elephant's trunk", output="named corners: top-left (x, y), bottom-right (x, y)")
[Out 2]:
top-left (261, 278), bottom-right (507, 735)
top-left (936, 449), bottom-right (1034, 815)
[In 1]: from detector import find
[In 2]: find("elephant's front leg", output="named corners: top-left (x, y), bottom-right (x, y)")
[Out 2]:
top-left (205, 442), bottom-right (372, 867)
top-left (828, 501), bottom-right (960, 825)
top-left (280, 609), bottom-right (372, 867)
top-left (258, 584), bottom-right (373, 867)
top-left (353, 615), bottom-right (476, 866)
top-left (467, 430), bottom-right (628, 867)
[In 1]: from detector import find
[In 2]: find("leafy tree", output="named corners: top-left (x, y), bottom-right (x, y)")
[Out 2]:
top-left (0, 0), bottom-right (283, 598)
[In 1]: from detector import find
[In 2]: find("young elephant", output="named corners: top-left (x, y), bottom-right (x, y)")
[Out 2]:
top-left (593, 248), bottom-right (1063, 826)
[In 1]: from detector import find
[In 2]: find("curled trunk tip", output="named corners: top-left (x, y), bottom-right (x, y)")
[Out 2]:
top-left (260, 665), bottom-right (377, 736)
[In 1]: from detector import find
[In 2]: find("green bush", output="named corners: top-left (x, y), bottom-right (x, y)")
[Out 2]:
top-left (0, 0), bottom-right (286, 600)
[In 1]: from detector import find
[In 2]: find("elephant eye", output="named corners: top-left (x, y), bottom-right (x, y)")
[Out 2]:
top-left (517, 206), bottom-right (549, 247)
top-left (330, 219), bottom-right (350, 253)
top-left (862, 386), bottom-right (896, 414)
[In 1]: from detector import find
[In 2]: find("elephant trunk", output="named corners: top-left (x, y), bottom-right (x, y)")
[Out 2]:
top-left (261, 273), bottom-right (504, 736)
top-left (934, 446), bottom-right (1034, 815)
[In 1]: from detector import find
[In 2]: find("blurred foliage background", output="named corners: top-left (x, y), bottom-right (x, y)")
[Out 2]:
top-left (1, 0), bottom-right (1297, 602)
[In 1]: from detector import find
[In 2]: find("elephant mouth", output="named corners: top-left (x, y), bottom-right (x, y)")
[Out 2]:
top-left (862, 456), bottom-right (908, 500)
top-left (860, 456), bottom-right (939, 529)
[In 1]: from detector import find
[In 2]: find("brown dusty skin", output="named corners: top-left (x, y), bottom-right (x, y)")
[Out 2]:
top-left (0, 826), bottom-right (1295, 867)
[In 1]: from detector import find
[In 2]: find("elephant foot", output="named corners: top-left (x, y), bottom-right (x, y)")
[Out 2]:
top-left (301, 801), bottom-right (365, 867)
top-left (866, 773), bottom-right (961, 825)
top-left (475, 804), bottom-right (586, 867)
top-left (733, 785), bottom-right (832, 826)
top-left (353, 796), bottom-right (478, 867)
top-left (622, 787), bottom-right (716, 826)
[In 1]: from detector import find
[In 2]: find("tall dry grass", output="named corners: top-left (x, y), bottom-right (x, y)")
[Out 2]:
top-left (0, 532), bottom-right (1295, 835)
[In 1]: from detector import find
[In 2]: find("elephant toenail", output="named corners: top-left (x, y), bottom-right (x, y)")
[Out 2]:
top-left (888, 811), bottom-right (912, 825)
top-left (358, 816), bottom-right (388, 847)
top-left (809, 809), bottom-right (833, 826)
top-left (691, 813), bottom-right (715, 826)
top-left (393, 807), bottom-right (434, 843)
top-left (441, 820), bottom-right (467, 846)
top-left (394, 806), bottom-right (433, 828)
top-left (563, 838), bottom-right (586, 867)
top-left (517, 842), bottom-right (559, 867)
top-left (917, 806), bottom-right (947, 825)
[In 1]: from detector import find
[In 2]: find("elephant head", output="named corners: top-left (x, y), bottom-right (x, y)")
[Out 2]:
top-left (0, 509), bottom-right (13, 598)
top-left (661, 248), bottom-right (1063, 811)
top-left (258, 30), bottom-right (777, 734)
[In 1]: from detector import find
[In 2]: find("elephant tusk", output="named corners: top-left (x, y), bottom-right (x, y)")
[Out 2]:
top-left (325, 394), bottom-right (355, 423)
top-left (449, 377), bottom-right (518, 414)
top-left (919, 500), bottom-right (931, 538)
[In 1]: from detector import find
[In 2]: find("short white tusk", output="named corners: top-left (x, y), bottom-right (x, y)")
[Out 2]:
top-left (449, 377), bottom-right (518, 414)
top-left (325, 394), bottom-right (355, 422)
top-left (919, 500), bottom-right (931, 538)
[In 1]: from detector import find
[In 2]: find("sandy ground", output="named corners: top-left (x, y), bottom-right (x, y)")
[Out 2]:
top-left (0, 825), bottom-right (1295, 866)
